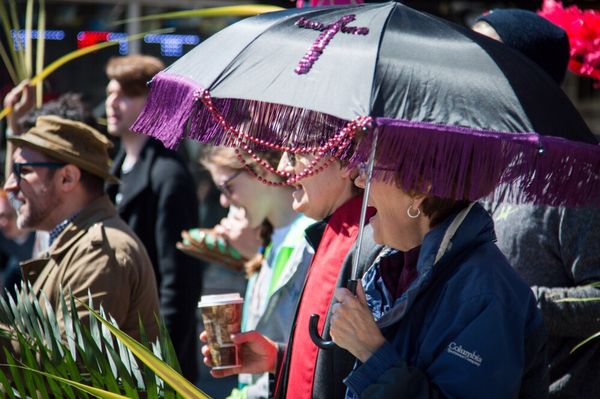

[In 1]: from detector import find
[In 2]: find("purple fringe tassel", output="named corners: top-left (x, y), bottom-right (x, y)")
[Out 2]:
top-left (351, 118), bottom-right (600, 207)
top-left (187, 97), bottom-right (349, 154)
top-left (131, 73), bottom-right (205, 149)
top-left (132, 73), bottom-right (349, 154)
top-left (133, 73), bottom-right (600, 207)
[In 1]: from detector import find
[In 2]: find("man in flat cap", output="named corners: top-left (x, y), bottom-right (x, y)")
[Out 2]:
top-left (3, 115), bottom-right (160, 341)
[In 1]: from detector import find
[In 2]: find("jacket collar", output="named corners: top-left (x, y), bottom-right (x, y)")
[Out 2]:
top-left (304, 217), bottom-right (329, 250)
top-left (374, 202), bottom-right (496, 328)
top-left (20, 195), bottom-right (118, 289)
top-left (47, 195), bottom-right (118, 257)
top-left (110, 139), bottom-right (160, 211)
top-left (418, 203), bottom-right (493, 270)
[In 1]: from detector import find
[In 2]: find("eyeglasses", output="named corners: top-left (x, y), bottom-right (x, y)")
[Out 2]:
top-left (216, 170), bottom-right (243, 197)
top-left (11, 162), bottom-right (67, 186)
top-left (285, 152), bottom-right (312, 168)
top-left (287, 153), bottom-right (297, 168)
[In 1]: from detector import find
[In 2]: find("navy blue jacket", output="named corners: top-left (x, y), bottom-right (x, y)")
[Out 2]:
top-left (344, 204), bottom-right (548, 398)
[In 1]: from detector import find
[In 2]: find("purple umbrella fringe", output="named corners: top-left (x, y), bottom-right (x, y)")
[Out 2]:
top-left (130, 73), bottom-right (205, 149)
top-left (131, 72), bottom-right (348, 153)
top-left (352, 119), bottom-right (600, 207)
top-left (133, 73), bottom-right (600, 207)
top-left (189, 96), bottom-right (349, 154)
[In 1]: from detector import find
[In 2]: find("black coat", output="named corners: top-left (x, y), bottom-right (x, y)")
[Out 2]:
top-left (107, 138), bottom-right (203, 381)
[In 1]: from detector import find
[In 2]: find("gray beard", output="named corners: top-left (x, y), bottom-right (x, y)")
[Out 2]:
top-left (7, 192), bottom-right (23, 214)
top-left (10, 189), bottom-right (56, 231)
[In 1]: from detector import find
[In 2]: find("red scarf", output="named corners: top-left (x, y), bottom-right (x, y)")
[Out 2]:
top-left (284, 196), bottom-right (370, 399)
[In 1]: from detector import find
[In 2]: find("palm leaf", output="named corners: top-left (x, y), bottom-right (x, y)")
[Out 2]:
top-left (571, 331), bottom-right (600, 353)
top-left (0, 367), bottom-right (18, 399)
top-left (0, 2), bottom-right (20, 83)
top-left (0, 38), bottom-right (19, 84)
top-left (0, 3), bottom-right (16, 78)
top-left (4, 0), bottom-right (26, 81)
top-left (18, 333), bottom-right (51, 399)
top-left (3, 349), bottom-right (28, 398)
top-left (0, 27), bottom-right (174, 121)
top-left (3, 366), bottom-right (131, 399)
top-left (556, 297), bottom-right (600, 303)
top-left (112, 4), bottom-right (284, 25)
top-left (36, 0), bottom-right (46, 107)
top-left (82, 303), bottom-right (211, 399)
top-left (555, 289), bottom-right (600, 352)
top-left (586, 282), bottom-right (600, 288)
top-left (24, 0), bottom-right (34, 78)
top-left (0, 285), bottom-right (182, 397)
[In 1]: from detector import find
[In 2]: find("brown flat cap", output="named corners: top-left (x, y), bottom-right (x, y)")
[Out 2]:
top-left (8, 115), bottom-right (119, 183)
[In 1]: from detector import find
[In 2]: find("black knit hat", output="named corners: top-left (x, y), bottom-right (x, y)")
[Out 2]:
top-left (476, 9), bottom-right (570, 84)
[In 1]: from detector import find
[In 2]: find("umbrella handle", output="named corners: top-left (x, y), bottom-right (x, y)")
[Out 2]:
top-left (309, 314), bottom-right (337, 350)
top-left (347, 279), bottom-right (357, 295)
top-left (309, 279), bottom-right (359, 350)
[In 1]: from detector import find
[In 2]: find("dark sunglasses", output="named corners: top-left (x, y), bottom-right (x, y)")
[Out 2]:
top-left (216, 170), bottom-right (243, 197)
top-left (12, 162), bottom-right (67, 185)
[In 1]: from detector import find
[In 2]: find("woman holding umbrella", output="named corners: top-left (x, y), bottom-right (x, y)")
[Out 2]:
top-left (328, 163), bottom-right (548, 398)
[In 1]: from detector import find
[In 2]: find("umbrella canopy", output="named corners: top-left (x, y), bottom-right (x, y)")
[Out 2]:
top-left (133, 1), bottom-right (600, 207)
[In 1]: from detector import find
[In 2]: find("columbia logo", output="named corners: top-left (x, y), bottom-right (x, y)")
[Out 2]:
top-left (447, 342), bottom-right (482, 367)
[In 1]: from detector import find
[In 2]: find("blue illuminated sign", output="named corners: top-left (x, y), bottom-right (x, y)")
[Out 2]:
top-left (11, 30), bottom-right (200, 57)
top-left (11, 29), bottom-right (66, 50)
top-left (144, 34), bottom-right (200, 57)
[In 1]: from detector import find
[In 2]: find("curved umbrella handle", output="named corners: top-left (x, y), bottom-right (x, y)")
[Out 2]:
top-left (309, 279), bottom-right (359, 350)
top-left (309, 314), bottom-right (337, 350)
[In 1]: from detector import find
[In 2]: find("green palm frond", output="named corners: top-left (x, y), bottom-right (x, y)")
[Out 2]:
top-left (82, 302), bottom-right (211, 399)
top-left (112, 4), bottom-right (284, 25)
top-left (0, 2), bottom-right (20, 83)
top-left (556, 297), bottom-right (600, 303)
top-left (5, 0), bottom-right (26, 81)
top-left (24, 0), bottom-right (34, 78)
top-left (553, 288), bottom-right (600, 352)
top-left (571, 331), bottom-right (600, 353)
top-left (0, 283), bottom-right (184, 398)
top-left (1, 2), bottom-right (279, 117)
top-left (35, 0), bottom-right (46, 106)
top-left (0, 0), bottom-right (46, 101)
top-left (587, 282), bottom-right (600, 289)
top-left (0, 27), bottom-right (175, 121)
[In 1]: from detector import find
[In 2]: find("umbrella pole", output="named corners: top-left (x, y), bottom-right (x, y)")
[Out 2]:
top-left (309, 128), bottom-right (379, 350)
top-left (348, 127), bottom-right (379, 293)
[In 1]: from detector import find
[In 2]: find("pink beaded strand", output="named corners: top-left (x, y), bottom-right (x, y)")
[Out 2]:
top-left (196, 90), bottom-right (371, 153)
top-left (196, 89), bottom-right (374, 186)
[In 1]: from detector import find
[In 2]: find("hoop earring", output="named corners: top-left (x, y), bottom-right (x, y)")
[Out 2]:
top-left (407, 204), bottom-right (421, 219)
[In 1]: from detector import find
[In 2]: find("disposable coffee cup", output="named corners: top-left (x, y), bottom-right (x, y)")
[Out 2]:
top-left (198, 293), bottom-right (244, 370)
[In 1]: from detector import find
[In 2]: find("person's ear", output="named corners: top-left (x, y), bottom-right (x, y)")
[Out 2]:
top-left (412, 193), bottom-right (427, 210)
top-left (407, 181), bottom-right (432, 208)
top-left (343, 166), bottom-right (360, 181)
top-left (59, 165), bottom-right (81, 192)
top-left (338, 159), bottom-right (354, 179)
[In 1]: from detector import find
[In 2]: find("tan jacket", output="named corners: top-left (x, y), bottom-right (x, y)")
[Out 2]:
top-left (21, 195), bottom-right (160, 341)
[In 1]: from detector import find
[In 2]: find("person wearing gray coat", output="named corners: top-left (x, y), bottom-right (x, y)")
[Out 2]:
top-left (474, 10), bottom-right (600, 398)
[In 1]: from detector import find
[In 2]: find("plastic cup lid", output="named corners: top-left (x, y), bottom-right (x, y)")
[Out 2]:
top-left (198, 292), bottom-right (244, 307)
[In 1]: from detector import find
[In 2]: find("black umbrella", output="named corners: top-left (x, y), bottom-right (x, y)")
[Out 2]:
top-left (132, 1), bottom-right (600, 344)
top-left (133, 1), bottom-right (599, 208)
